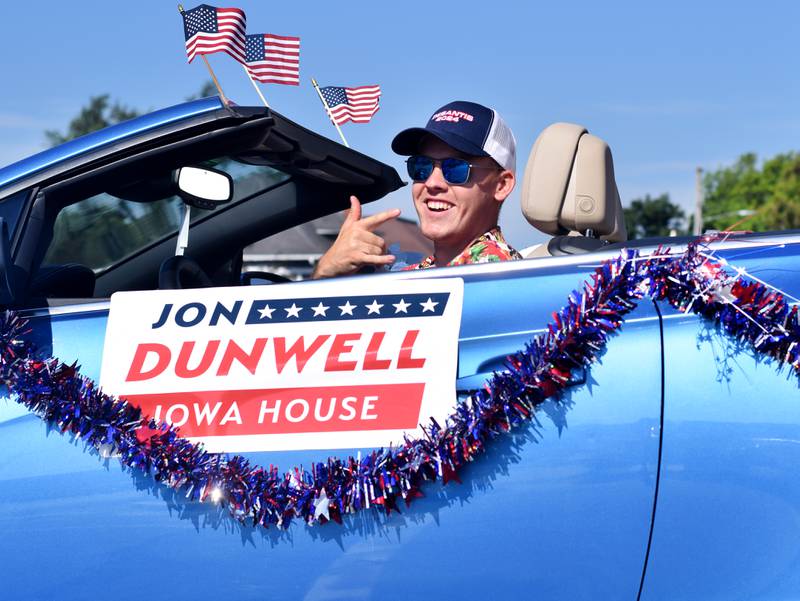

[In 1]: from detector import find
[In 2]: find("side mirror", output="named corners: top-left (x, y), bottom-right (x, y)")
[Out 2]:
top-left (176, 166), bottom-right (233, 210)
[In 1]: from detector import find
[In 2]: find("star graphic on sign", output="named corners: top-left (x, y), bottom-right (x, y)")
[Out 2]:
top-left (259, 304), bottom-right (275, 319)
top-left (311, 302), bottom-right (329, 317)
top-left (338, 301), bottom-right (356, 316)
top-left (365, 299), bottom-right (383, 315)
top-left (285, 303), bottom-right (302, 318)
top-left (420, 297), bottom-right (439, 312)
top-left (393, 298), bottom-right (411, 314)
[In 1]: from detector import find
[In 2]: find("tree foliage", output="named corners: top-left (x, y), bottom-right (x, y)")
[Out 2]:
top-left (185, 81), bottom-right (217, 101)
top-left (623, 193), bottom-right (685, 239)
top-left (702, 152), bottom-right (800, 232)
top-left (44, 95), bottom-right (140, 147)
top-left (44, 82), bottom-right (217, 147)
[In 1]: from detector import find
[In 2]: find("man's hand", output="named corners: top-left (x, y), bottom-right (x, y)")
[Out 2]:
top-left (312, 196), bottom-right (401, 279)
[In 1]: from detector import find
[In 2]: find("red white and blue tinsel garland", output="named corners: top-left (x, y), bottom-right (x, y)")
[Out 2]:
top-left (0, 243), bottom-right (798, 528)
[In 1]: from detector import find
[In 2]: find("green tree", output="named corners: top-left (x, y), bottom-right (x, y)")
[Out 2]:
top-left (702, 152), bottom-right (800, 231)
top-left (44, 95), bottom-right (140, 147)
top-left (185, 81), bottom-right (216, 101)
top-left (623, 193), bottom-right (685, 239)
top-left (44, 82), bottom-right (217, 147)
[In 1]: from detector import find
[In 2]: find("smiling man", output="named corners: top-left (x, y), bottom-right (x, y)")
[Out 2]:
top-left (312, 101), bottom-right (520, 278)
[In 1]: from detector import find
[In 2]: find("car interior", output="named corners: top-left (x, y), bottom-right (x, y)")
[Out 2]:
top-left (10, 109), bottom-right (644, 305)
top-left (8, 107), bottom-right (403, 304)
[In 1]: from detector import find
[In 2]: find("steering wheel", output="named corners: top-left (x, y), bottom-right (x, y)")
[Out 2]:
top-left (158, 256), bottom-right (213, 289)
top-left (241, 271), bottom-right (292, 285)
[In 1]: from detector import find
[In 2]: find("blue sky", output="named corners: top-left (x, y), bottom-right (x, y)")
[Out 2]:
top-left (2, 1), bottom-right (798, 247)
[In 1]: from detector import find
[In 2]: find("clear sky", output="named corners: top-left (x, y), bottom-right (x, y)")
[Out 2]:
top-left (1, 1), bottom-right (798, 248)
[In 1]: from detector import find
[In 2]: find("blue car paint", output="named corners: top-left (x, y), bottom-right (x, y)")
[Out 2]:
top-left (642, 311), bottom-right (800, 601)
top-left (0, 256), bottom-right (662, 600)
top-left (641, 242), bottom-right (800, 600)
top-left (0, 97), bottom-right (223, 191)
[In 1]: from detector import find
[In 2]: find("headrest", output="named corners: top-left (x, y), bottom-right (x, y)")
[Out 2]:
top-left (521, 123), bottom-right (626, 242)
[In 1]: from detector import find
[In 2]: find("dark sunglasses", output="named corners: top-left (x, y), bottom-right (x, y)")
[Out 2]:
top-left (405, 155), bottom-right (500, 185)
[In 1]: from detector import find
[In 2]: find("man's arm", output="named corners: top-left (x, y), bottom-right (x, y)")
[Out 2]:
top-left (312, 196), bottom-right (401, 279)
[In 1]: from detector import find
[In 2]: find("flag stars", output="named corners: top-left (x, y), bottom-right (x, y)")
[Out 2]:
top-left (184, 6), bottom-right (218, 36)
top-left (311, 302), bottom-right (329, 317)
top-left (420, 297), bottom-right (439, 313)
top-left (365, 300), bottom-right (383, 315)
top-left (338, 301), bottom-right (356, 316)
top-left (285, 303), bottom-right (302, 318)
top-left (392, 299), bottom-right (411, 314)
top-left (258, 304), bottom-right (275, 319)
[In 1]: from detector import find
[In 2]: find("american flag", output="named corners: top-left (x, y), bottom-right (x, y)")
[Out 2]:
top-left (319, 85), bottom-right (381, 125)
top-left (245, 33), bottom-right (300, 85)
top-left (182, 4), bottom-right (246, 65)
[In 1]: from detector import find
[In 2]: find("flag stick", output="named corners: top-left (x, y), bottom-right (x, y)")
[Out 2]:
top-left (201, 56), bottom-right (229, 105)
top-left (311, 77), bottom-right (349, 147)
top-left (178, 4), bottom-right (229, 106)
top-left (243, 65), bottom-right (270, 108)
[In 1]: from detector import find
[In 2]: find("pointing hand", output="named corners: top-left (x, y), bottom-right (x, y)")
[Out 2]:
top-left (312, 196), bottom-right (401, 279)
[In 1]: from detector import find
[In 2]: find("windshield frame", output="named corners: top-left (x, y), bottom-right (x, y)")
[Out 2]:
top-left (41, 157), bottom-right (292, 275)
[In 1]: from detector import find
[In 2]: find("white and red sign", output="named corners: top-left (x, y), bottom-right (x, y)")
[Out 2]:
top-left (100, 278), bottom-right (463, 452)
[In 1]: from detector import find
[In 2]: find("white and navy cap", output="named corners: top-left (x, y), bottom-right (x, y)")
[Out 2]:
top-left (392, 100), bottom-right (516, 173)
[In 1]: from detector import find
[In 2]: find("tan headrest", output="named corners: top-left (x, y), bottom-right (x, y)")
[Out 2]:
top-left (521, 123), bottom-right (627, 242)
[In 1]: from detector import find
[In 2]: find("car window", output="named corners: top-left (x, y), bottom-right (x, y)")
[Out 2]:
top-left (0, 189), bottom-right (29, 236)
top-left (42, 158), bottom-right (290, 273)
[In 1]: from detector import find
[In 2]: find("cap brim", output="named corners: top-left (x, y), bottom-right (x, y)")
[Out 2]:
top-left (391, 127), bottom-right (490, 158)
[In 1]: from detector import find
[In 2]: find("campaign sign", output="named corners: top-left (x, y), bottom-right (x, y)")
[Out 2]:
top-left (100, 279), bottom-right (463, 452)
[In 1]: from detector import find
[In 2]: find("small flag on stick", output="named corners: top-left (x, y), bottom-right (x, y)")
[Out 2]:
top-left (182, 4), bottom-right (247, 65)
top-left (318, 85), bottom-right (381, 125)
top-left (245, 33), bottom-right (300, 85)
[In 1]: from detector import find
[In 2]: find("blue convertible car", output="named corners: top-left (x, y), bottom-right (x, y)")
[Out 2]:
top-left (0, 97), bottom-right (798, 601)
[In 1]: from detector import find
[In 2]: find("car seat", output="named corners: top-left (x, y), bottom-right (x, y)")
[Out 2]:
top-left (159, 255), bottom-right (213, 289)
top-left (520, 123), bottom-right (627, 257)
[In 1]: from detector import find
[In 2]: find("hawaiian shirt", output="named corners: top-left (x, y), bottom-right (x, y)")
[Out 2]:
top-left (405, 227), bottom-right (522, 270)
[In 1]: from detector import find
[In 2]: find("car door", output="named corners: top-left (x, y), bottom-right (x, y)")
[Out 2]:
top-left (0, 250), bottom-right (663, 601)
top-left (641, 239), bottom-right (800, 600)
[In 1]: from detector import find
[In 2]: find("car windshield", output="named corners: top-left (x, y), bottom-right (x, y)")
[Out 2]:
top-left (42, 157), bottom-right (290, 273)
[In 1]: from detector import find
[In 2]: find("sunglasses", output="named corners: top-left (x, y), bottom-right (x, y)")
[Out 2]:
top-left (405, 155), bottom-right (500, 185)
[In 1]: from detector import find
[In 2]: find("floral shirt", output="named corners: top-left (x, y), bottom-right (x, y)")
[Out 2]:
top-left (404, 227), bottom-right (521, 270)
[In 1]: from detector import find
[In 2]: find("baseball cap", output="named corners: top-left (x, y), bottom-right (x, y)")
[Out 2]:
top-left (391, 100), bottom-right (516, 173)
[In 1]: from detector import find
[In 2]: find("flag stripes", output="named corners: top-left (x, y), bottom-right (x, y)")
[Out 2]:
top-left (320, 85), bottom-right (381, 124)
top-left (245, 33), bottom-right (300, 85)
top-left (183, 5), bottom-right (246, 64)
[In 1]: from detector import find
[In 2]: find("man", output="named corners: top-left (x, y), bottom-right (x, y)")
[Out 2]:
top-left (312, 101), bottom-right (520, 278)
